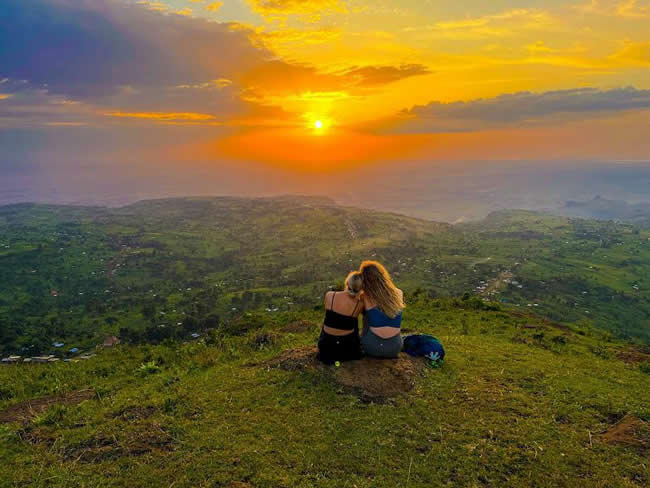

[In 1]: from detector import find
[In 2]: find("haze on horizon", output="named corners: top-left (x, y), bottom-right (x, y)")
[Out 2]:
top-left (1, 0), bottom-right (650, 219)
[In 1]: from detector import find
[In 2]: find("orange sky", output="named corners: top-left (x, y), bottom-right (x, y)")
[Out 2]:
top-left (2, 0), bottom-right (650, 166)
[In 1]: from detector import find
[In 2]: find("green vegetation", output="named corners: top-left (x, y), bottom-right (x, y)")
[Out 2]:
top-left (1, 197), bottom-right (648, 356)
top-left (1, 197), bottom-right (649, 486)
top-left (1, 299), bottom-right (648, 487)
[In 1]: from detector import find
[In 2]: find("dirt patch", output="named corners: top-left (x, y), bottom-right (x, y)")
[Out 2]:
top-left (264, 346), bottom-right (319, 371)
top-left (62, 423), bottom-right (175, 463)
top-left (616, 347), bottom-right (650, 365)
top-left (333, 355), bottom-right (426, 402)
top-left (0, 389), bottom-right (95, 425)
top-left (112, 405), bottom-right (157, 422)
top-left (264, 347), bottom-right (426, 402)
top-left (512, 311), bottom-right (571, 332)
top-left (280, 320), bottom-right (319, 333)
top-left (596, 415), bottom-right (649, 451)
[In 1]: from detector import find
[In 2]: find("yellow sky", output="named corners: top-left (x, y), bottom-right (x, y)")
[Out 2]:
top-left (206, 0), bottom-right (650, 128)
top-left (3, 0), bottom-right (650, 164)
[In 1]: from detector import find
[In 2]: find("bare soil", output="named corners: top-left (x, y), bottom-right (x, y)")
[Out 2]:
top-left (616, 347), bottom-right (650, 365)
top-left (265, 347), bottom-right (426, 402)
top-left (596, 415), bottom-right (649, 451)
top-left (280, 320), bottom-right (319, 333)
top-left (0, 389), bottom-right (95, 425)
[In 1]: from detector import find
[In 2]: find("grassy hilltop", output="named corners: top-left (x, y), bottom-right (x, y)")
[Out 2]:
top-left (0, 197), bottom-right (649, 486)
top-left (1, 298), bottom-right (649, 487)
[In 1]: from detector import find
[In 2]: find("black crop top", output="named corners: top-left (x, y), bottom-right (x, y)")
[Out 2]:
top-left (323, 292), bottom-right (360, 331)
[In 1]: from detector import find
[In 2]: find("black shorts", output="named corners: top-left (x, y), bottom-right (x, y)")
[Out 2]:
top-left (317, 328), bottom-right (363, 365)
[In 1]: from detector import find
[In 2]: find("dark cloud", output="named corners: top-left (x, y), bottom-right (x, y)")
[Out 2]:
top-left (0, 0), bottom-right (265, 98)
top-left (398, 87), bottom-right (650, 132)
top-left (339, 64), bottom-right (431, 87)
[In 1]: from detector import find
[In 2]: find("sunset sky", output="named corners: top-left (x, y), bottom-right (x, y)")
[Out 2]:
top-left (2, 0), bottom-right (650, 167)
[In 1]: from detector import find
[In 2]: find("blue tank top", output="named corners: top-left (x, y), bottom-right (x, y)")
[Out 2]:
top-left (365, 307), bottom-right (402, 328)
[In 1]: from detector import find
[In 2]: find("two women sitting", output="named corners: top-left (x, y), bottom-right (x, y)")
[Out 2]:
top-left (318, 260), bottom-right (405, 365)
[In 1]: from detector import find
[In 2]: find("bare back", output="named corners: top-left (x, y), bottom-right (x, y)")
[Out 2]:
top-left (323, 291), bottom-right (362, 336)
top-left (362, 288), bottom-right (403, 339)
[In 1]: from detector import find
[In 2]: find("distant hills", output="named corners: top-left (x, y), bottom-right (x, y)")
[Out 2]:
top-left (552, 196), bottom-right (650, 227)
top-left (0, 196), bottom-right (648, 356)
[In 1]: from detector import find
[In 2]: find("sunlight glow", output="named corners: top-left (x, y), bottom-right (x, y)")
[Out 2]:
top-left (314, 120), bottom-right (323, 129)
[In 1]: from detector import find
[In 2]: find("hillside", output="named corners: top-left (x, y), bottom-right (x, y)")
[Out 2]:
top-left (552, 196), bottom-right (650, 228)
top-left (1, 299), bottom-right (649, 487)
top-left (1, 197), bottom-right (649, 486)
top-left (1, 197), bottom-right (648, 357)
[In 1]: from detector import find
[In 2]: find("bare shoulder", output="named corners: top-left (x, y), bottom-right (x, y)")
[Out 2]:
top-left (397, 288), bottom-right (404, 298)
top-left (324, 290), bottom-right (334, 309)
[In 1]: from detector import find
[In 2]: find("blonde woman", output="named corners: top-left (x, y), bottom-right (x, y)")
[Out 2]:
top-left (317, 272), bottom-right (364, 365)
top-left (359, 261), bottom-right (405, 358)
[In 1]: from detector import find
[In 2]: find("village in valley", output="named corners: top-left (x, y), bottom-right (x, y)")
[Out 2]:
top-left (1, 335), bottom-right (119, 365)
top-left (1, 199), bottom-right (648, 357)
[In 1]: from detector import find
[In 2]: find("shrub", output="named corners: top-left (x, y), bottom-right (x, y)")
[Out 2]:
top-left (136, 361), bottom-right (161, 377)
top-left (0, 386), bottom-right (14, 401)
top-left (591, 345), bottom-right (611, 359)
top-left (33, 404), bottom-right (68, 427)
top-left (552, 335), bottom-right (568, 345)
top-left (640, 362), bottom-right (650, 375)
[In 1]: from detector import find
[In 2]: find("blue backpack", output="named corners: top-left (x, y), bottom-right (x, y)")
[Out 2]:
top-left (403, 334), bottom-right (445, 365)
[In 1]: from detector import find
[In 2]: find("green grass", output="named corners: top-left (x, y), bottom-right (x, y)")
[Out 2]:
top-left (1, 300), bottom-right (648, 487)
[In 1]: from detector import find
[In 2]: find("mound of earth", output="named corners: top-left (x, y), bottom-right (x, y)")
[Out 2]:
top-left (596, 415), bottom-right (649, 451)
top-left (0, 389), bottom-right (95, 425)
top-left (265, 347), bottom-right (426, 402)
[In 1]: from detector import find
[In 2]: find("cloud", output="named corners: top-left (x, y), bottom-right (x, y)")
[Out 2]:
top-left (0, 0), bottom-right (266, 99)
top-left (337, 64), bottom-right (431, 87)
top-left (397, 87), bottom-right (650, 133)
top-left (404, 8), bottom-right (554, 40)
top-left (610, 41), bottom-right (650, 66)
top-left (617, 0), bottom-right (650, 18)
top-left (577, 0), bottom-right (650, 18)
top-left (250, 26), bottom-right (343, 50)
top-left (205, 2), bottom-right (224, 12)
top-left (248, 0), bottom-right (346, 21)
top-left (104, 111), bottom-right (216, 121)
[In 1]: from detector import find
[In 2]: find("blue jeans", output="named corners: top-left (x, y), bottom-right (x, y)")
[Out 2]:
top-left (361, 327), bottom-right (403, 358)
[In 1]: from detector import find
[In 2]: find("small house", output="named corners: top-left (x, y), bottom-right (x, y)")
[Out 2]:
top-left (103, 336), bottom-right (120, 347)
top-left (32, 355), bottom-right (55, 363)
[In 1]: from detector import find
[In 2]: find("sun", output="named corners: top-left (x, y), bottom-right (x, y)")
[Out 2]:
top-left (314, 120), bottom-right (323, 129)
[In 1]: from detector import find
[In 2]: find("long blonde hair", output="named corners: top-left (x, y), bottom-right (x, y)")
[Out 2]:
top-left (345, 271), bottom-right (363, 297)
top-left (359, 261), bottom-right (404, 318)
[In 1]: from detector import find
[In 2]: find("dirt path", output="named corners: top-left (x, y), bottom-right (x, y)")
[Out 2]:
top-left (481, 271), bottom-right (514, 297)
top-left (345, 219), bottom-right (358, 240)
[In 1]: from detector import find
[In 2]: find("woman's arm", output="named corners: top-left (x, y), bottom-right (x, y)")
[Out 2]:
top-left (324, 291), bottom-right (333, 310)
